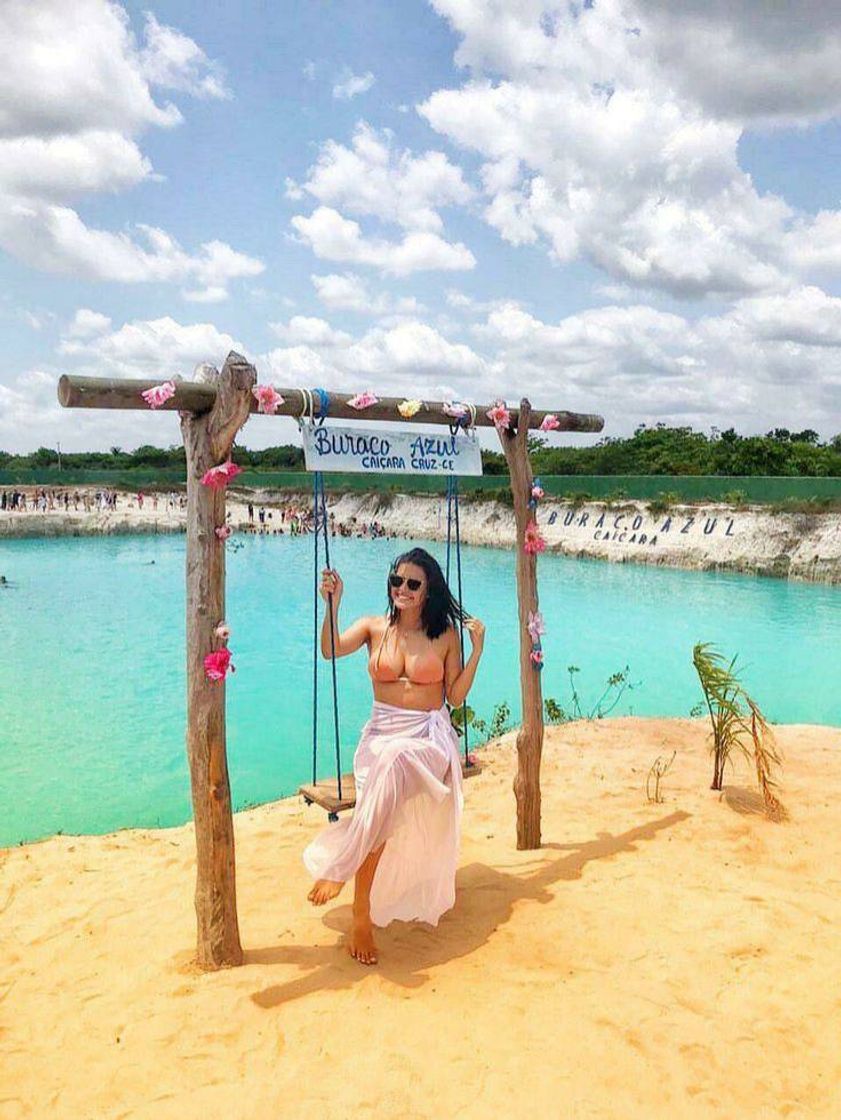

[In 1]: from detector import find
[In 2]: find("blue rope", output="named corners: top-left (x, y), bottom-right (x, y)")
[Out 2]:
top-left (445, 475), bottom-right (470, 764)
top-left (312, 388), bottom-right (330, 421)
top-left (311, 472), bottom-right (319, 785)
top-left (452, 477), bottom-right (469, 765)
top-left (318, 473), bottom-right (343, 801)
top-left (311, 470), bottom-right (343, 803)
top-left (445, 475), bottom-right (453, 584)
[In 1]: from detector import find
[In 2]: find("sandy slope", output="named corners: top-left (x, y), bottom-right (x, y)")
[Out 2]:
top-left (2, 717), bottom-right (841, 1120)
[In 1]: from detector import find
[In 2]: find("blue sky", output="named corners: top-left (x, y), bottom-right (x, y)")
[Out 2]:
top-left (3, 0), bottom-right (841, 452)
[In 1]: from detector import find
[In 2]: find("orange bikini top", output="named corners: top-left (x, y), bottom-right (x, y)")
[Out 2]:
top-left (368, 622), bottom-right (445, 686)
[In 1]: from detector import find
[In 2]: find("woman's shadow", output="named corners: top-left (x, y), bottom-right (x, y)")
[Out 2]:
top-left (249, 809), bottom-right (690, 1009)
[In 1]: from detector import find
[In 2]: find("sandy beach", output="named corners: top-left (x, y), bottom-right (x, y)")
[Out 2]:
top-left (3, 717), bottom-right (840, 1119)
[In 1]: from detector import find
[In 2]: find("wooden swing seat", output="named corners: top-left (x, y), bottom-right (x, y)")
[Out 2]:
top-left (300, 757), bottom-right (482, 818)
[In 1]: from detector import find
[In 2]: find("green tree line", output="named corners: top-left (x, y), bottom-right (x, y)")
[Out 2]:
top-left (3, 425), bottom-right (840, 477)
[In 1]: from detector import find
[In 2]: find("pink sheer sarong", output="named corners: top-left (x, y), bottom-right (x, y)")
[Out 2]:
top-left (303, 701), bottom-right (464, 927)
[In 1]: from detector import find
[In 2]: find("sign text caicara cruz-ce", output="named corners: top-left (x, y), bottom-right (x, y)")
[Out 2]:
top-left (302, 424), bottom-right (483, 476)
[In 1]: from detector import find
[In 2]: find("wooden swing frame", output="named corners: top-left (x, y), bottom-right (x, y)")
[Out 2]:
top-left (58, 353), bottom-right (604, 970)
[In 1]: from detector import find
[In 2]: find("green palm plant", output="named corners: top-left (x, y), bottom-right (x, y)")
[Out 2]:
top-left (692, 643), bottom-right (785, 820)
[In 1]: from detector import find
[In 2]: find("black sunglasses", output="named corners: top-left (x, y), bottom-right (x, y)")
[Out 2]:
top-left (389, 574), bottom-right (423, 591)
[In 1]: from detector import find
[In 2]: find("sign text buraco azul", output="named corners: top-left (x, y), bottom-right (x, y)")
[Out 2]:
top-left (302, 424), bottom-right (483, 476)
top-left (548, 507), bottom-right (739, 547)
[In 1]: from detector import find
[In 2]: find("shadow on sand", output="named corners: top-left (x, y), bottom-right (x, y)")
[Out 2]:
top-left (248, 810), bottom-right (691, 1009)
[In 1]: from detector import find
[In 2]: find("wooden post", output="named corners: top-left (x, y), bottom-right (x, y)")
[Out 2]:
top-left (498, 399), bottom-right (544, 850)
top-left (180, 351), bottom-right (255, 969)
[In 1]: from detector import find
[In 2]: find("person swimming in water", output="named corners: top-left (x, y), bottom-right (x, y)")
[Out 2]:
top-left (303, 546), bottom-right (485, 965)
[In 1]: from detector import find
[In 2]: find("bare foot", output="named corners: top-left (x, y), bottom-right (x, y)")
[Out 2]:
top-left (349, 915), bottom-right (378, 965)
top-left (308, 879), bottom-right (344, 905)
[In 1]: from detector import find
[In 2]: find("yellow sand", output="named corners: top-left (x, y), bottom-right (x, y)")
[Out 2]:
top-left (3, 718), bottom-right (840, 1120)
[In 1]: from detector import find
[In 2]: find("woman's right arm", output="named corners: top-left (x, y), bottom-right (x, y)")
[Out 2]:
top-left (319, 568), bottom-right (371, 659)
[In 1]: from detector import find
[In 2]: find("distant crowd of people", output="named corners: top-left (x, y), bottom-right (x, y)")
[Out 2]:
top-left (0, 488), bottom-right (187, 514)
top-left (1, 488), bottom-right (120, 512)
top-left (1, 487), bottom-right (393, 541)
top-left (243, 500), bottom-right (392, 540)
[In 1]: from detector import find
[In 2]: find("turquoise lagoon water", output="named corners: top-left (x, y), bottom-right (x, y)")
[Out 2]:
top-left (2, 532), bottom-right (839, 847)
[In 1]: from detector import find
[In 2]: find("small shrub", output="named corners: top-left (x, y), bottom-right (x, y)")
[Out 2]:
top-left (544, 697), bottom-right (568, 724)
top-left (563, 491), bottom-right (592, 508)
top-left (488, 700), bottom-right (511, 740)
top-left (646, 751), bottom-right (676, 803)
top-left (692, 642), bottom-right (785, 820)
top-left (567, 663), bottom-right (639, 720)
top-left (721, 489), bottom-right (747, 506)
top-left (602, 489), bottom-right (628, 508)
top-left (647, 491), bottom-right (681, 517)
top-left (450, 704), bottom-right (476, 733)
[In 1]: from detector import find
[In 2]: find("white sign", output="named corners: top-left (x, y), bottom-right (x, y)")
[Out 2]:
top-left (302, 423), bottom-right (483, 476)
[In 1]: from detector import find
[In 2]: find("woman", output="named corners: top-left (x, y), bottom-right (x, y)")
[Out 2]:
top-left (304, 547), bottom-right (485, 966)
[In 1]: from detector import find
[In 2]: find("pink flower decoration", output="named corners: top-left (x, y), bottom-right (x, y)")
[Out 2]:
top-left (530, 648), bottom-right (544, 668)
top-left (442, 401), bottom-right (468, 419)
top-left (540, 414), bottom-right (560, 432)
top-left (201, 461), bottom-right (243, 490)
top-left (204, 647), bottom-right (234, 682)
top-left (215, 525), bottom-right (233, 541)
top-left (531, 484), bottom-right (544, 500)
top-left (141, 381), bottom-right (176, 409)
top-left (524, 520), bottom-right (546, 555)
top-left (486, 400), bottom-right (511, 429)
top-left (527, 610), bottom-right (545, 642)
top-left (467, 752), bottom-right (478, 766)
top-left (252, 384), bottom-right (284, 415)
top-left (214, 621), bottom-right (231, 642)
top-left (347, 390), bottom-right (379, 410)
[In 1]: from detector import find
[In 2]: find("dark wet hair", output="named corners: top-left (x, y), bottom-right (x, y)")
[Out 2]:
top-left (386, 547), bottom-right (467, 639)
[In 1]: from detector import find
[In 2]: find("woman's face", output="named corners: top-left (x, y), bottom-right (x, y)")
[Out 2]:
top-left (389, 562), bottom-right (427, 612)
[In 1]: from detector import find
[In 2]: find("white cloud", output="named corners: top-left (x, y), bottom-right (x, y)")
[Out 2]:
top-left (139, 13), bottom-right (231, 101)
top-left (0, 205), bottom-right (264, 300)
top-left (0, 132), bottom-right (153, 201)
top-left (430, 0), bottom-right (841, 128)
top-left (418, 1), bottom-right (841, 300)
top-left (472, 293), bottom-right (841, 433)
top-left (298, 122), bottom-right (473, 231)
top-left (729, 286), bottom-right (841, 347)
top-left (284, 177), bottom-right (305, 201)
top-left (20, 309), bottom-right (58, 331)
top-left (445, 288), bottom-right (511, 316)
top-left (269, 316), bottom-right (353, 347)
top-left (0, 363), bottom-right (186, 455)
top-left (12, 281), bottom-right (841, 452)
top-left (633, 0), bottom-right (841, 127)
top-left (182, 286), bottom-right (229, 304)
top-left (0, 0), bottom-right (260, 300)
top-left (261, 318), bottom-right (487, 397)
top-left (332, 70), bottom-right (375, 100)
top-left (291, 206), bottom-right (475, 275)
top-left (66, 309), bottom-right (112, 339)
top-left (3, 312), bottom-right (245, 452)
top-left (289, 122), bottom-right (475, 279)
top-left (311, 272), bottom-right (426, 316)
top-left (58, 315), bottom-right (244, 379)
top-left (0, 0), bottom-right (180, 139)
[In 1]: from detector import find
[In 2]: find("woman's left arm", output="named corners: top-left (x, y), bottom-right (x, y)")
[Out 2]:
top-left (445, 619), bottom-right (485, 709)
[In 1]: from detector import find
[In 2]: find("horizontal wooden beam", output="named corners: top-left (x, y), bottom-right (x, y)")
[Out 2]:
top-left (57, 374), bottom-right (604, 433)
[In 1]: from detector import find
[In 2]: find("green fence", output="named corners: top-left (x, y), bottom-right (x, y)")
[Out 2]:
top-left (2, 468), bottom-right (841, 503)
